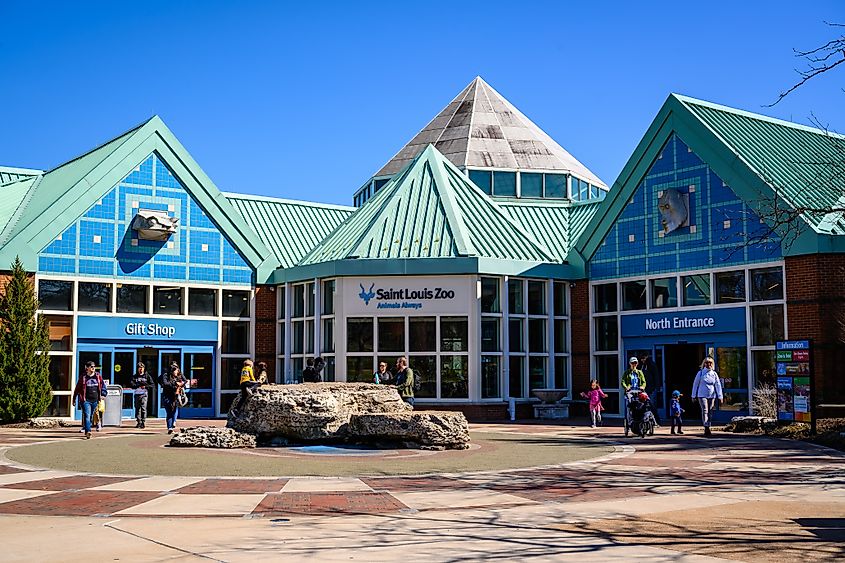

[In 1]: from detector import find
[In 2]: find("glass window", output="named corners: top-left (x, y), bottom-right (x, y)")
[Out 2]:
top-left (293, 284), bottom-right (305, 317)
top-left (322, 280), bottom-right (335, 315)
top-left (46, 316), bottom-right (72, 351)
top-left (529, 356), bottom-right (546, 392)
top-left (521, 172), bottom-right (542, 197)
top-left (374, 178), bottom-right (390, 191)
top-left (441, 355), bottom-right (469, 398)
top-left (578, 179), bottom-right (589, 201)
top-left (493, 171), bottom-right (517, 197)
top-left (292, 320), bottom-right (304, 355)
top-left (528, 319), bottom-right (546, 352)
top-left (508, 356), bottom-right (524, 398)
top-left (480, 277), bottom-right (500, 313)
top-left (409, 317), bottom-right (436, 352)
top-left (508, 279), bottom-right (524, 314)
top-left (481, 318), bottom-right (500, 352)
top-left (544, 174), bottom-right (567, 198)
top-left (38, 280), bottom-right (73, 311)
top-left (469, 170), bottom-right (492, 194)
top-left (221, 359), bottom-right (244, 389)
top-left (752, 350), bottom-right (777, 388)
top-left (117, 284), bottom-right (148, 313)
top-left (553, 281), bottom-right (568, 316)
top-left (154, 286), bottom-right (183, 315)
top-left (322, 318), bottom-right (334, 353)
top-left (752, 305), bottom-right (785, 346)
top-left (305, 319), bottom-right (314, 354)
top-left (508, 319), bottom-right (524, 352)
top-left (593, 283), bottom-right (617, 313)
top-left (716, 270), bottom-right (746, 304)
top-left (223, 290), bottom-right (249, 317)
top-left (554, 319), bottom-right (568, 353)
top-left (595, 355), bottom-right (619, 392)
top-left (554, 356), bottom-right (568, 389)
top-left (347, 318), bottom-right (374, 352)
top-left (306, 282), bottom-right (315, 316)
top-left (378, 317), bottom-right (405, 352)
top-left (189, 288), bottom-right (217, 316)
top-left (716, 347), bottom-right (748, 412)
top-left (595, 317), bottom-right (618, 351)
top-left (277, 286), bottom-right (285, 319)
top-left (621, 280), bottom-right (646, 310)
top-left (410, 355), bottom-right (436, 398)
top-left (527, 281), bottom-right (545, 315)
top-left (77, 282), bottom-right (111, 312)
top-left (651, 277), bottom-right (677, 308)
top-left (682, 274), bottom-right (710, 306)
top-left (481, 356), bottom-right (500, 398)
top-left (221, 321), bottom-right (249, 354)
top-left (441, 317), bottom-right (468, 352)
top-left (751, 267), bottom-right (784, 301)
top-left (48, 355), bottom-right (71, 391)
top-left (345, 356), bottom-right (373, 383)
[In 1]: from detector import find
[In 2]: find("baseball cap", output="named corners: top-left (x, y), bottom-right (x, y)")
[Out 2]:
top-left (672, 390), bottom-right (681, 398)
top-left (628, 357), bottom-right (639, 364)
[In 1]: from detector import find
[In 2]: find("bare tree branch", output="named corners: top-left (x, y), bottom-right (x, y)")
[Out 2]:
top-left (767, 22), bottom-right (844, 106)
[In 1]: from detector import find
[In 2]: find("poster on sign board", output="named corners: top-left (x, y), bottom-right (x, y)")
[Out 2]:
top-left (777, 377), bottom-right (794, 421)
top-left (793, 377), bottom-right (811, 422)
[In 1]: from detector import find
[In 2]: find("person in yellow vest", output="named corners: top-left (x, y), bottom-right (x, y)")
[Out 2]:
top-left (232, 359), bottom-right (256, 415)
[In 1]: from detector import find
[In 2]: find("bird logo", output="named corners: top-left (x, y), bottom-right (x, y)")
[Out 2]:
top-left (359, 283), bottom-right (376, 305)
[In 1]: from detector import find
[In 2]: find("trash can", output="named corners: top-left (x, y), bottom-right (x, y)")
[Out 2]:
top-left (103, 385), bottom-right (123, 427)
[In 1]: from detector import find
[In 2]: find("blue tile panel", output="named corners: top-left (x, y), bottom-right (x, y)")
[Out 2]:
top-left (589, 134), bottom-right (781, 279)
top-left (37, 153), bottom-right (253, 285)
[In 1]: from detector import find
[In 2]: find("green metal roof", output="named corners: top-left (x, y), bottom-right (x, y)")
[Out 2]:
top-left (0, 176), bottom-right (39, 239)
top-left (0, 117), bottom-right (276, 280)
top-left (577, 94), bottom-right (845, 262)
top-left (0, 166), bottom-right (42, 185)
top-left (298, 144), bottom-right (556, 267)
top-left (225, 193), bottom-right (354, 269)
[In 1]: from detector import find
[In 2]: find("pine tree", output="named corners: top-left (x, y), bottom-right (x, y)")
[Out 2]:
top-left (0, 257), bottom-right (52, 423)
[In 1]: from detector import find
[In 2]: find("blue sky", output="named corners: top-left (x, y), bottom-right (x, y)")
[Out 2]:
top-left (1, 1), bottom-right (842, 206)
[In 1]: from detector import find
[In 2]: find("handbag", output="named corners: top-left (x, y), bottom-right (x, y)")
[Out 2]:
top-left (97, 399), bottom-right (106, 413)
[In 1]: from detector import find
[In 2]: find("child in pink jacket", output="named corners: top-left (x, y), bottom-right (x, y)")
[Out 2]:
top-left (581, 379), bottom-right (608, 428)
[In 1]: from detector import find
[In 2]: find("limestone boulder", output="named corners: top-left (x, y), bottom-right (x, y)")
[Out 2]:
top-left (726, 416), bottom-right (778, 433)
top-left (349, 411), bottom-right (470, 450)
top-left (169, 426), bottom-right (256, 448)
top-left (227, 383), bottom-right (411, 441)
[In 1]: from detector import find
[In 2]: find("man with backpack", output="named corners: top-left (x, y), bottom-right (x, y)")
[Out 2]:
top-left (72, 361), bottom-right (107, 439)
top-left (394, 356), bottom-right (415, 407)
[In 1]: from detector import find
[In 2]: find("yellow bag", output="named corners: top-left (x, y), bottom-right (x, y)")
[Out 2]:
top-left (97, 399), bottom-right (106, 414)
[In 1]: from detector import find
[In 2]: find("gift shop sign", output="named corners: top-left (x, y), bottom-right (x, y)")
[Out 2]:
top-left (343, 277), bottom-right (473, 315)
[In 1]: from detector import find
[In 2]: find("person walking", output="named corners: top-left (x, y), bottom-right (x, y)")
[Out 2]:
top-left (373, 361), bottom-right (391, 384)
top-left (621, 356), bottom-right (646, 392)
top-left (394, 356), bottom-right (415, 407)
top-left (669, 390), bottom-right (685, 435)
top-left (72, 361), bottom-right (107, 439)
top-left (580, 379), bottom-right (608, 428)
top-left (130, 362), bottom-right (154, 429)
top-left (691, 356), bottom-right (723, 437)
top-left (160, 363), bottom-right (186, 434)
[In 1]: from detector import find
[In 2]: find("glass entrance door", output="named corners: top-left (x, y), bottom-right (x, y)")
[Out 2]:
top-left (158, 349), bottom-right (181, 418)
top-left (137, 349), bottom-right (159, 418)
top-left (183, 349), bottom-right (214, 417)
top-left (113, 350), bottom-right (136, 419)
top-left (74, 349), bottom-right (112, 420)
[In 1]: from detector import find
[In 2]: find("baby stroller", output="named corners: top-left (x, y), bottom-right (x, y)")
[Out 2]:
top-left (624, 390), bottom-right (656, 438)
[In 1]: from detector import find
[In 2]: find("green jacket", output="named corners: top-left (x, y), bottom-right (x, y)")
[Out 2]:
top-left (621, 368), bottom-right (646, 391)
top-left (395, 368), bottom-right (415, 398)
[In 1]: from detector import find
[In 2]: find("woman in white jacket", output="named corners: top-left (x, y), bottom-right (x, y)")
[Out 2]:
top-left (691, 356), bottom-right (723, 436)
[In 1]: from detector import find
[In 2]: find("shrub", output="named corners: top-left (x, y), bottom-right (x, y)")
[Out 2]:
top-left (750, 383), bottom-right (778, 419)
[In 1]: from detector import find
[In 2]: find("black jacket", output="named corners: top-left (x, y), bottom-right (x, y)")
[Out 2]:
top-left (130, 372), bottom-right (154, 392)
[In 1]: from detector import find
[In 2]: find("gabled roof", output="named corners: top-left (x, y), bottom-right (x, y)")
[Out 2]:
top-left (0, 117), bottom-right (276, 280)
top-left (0, 165), bottom-right (42, 185)
top-left (226, 193), bottom-right (354, 269)
top-left (576, 94), bottom-right (845, 262)
top-left (299, 144), bottom-right (557, 267)
top-left (375, 77), bottom-right (607, 188)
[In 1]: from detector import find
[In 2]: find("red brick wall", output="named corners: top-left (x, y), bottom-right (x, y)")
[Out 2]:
top-left (785, 254), bottom-right (845, 415)
top-left (569, 279), bottom-right (591, 397)
top-left (254, 285), bottom-right (278, 383)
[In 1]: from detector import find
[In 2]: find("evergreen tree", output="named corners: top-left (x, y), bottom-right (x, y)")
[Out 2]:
top-left (0, 257), bottom-right (52, 423)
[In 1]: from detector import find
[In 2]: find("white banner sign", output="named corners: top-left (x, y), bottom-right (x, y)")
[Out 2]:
top-left (341, 276), bottom-right (473, 315)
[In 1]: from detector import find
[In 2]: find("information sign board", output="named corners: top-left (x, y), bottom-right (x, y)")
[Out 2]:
top-left (775, 340), bottom-right (813, 423)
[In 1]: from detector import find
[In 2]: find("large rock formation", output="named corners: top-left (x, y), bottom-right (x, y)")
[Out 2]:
top-left (349, 412), bottom-right (471, 450)
top-left (170, 426), bottom-right (257, 448)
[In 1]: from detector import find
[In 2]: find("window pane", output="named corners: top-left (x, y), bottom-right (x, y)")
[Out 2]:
top-left (221, 359), bottom-right (244, 389)
top-left (440, 317), bottom-right (468, 352)
top-left (48, 355), bottom-right (71, 391)
top-left (77, 282), bottom-right (111, 312)
top-left (527, 281), bottom-right (545, 315)
top-left (117, 284), bottom-right (148, 313)
top-left (554, 282), bottom-right (568, 317)
top-left (508, 319), bottom-right (524, 352)
top-left (593, 283), bottom-right (617, 313)
top-left (293, 284), bottom-right (305, 317)
top-left (595, 317), bottom-right (618, 351)
top-left (410, 355), bottom-right (436, 398)
top-left (306, 282), bottom-right (315, 316)
top-left (322, 280), bottom-right (335, 314)
top-left (345, 356), bottom-right (373, 383)
top-left (292, 320), bottom-right (304, 354)
top-left (529, 356), bottom-right (546, 392)
top-left (323, 356), bottom-right (336, 382)
top-left (508, 356), bottom-right (524, 398)
top-left (38, 280), bottom-right (73, 311)
top-left (292, 357), bottom-right (304, 383)
top-left (752, 350), bottom-right (777, 388)
top-left (189, 288), bottom-right (217, 316)
top-left (469, 170), bottom-right (492, 194)
top-left (751, 267), bottom-right (784, 301)
top-left (528, 319), bottom-right (546, 352)
top-left (481, 356), bottom-right (500, 398)
top-left (378, 317), bottom-right (405, 352)
top-left (222, 290), bottom-right (248, 317)
top-left (347, 318), bottom-right (373, 353)
top-left (481, 277), bottom-right (500, 313)
top-left (521, 172), bottom-right (542, 197)
top-left (322, 318), bottom-right (334, 353)
top-left (278, 286), bottom-right (285, 319)
top-left (222, 321), bottom-right (249, 354)
top-left (154, 287), bottom-right (183, 315)
top-left (554, 319), bottom-right (568, 353)
top-left (716, 347), bottom-right (748, 412)
top-left (305, 319), bottom-right (314, 354)
top-left (554, 356), bottom-right (568, 389)
top-left (46, 315), bottom-right (72, 351)
top-left (508, 279), bottom-right (524, 314)
top-left (621, 280), bottom-right (646, 310)
top-left (481, 318), bottom-right (500, 352)
top-left (716, 270), bottom-right (746, 304)
top-left (682, 274), bottom-right (710, 306)
top-left (752, 305), bottom-right (785, 346)
top-left (409, 317), bottom-right (436, 352)
top-left (650, 277), bottom-right (677, 308)
top-left (441, 355), bottom-right (469, 398)
top-left (493, 171), bottom-right (517, 196)
top-left (545, 174), bottom-right (566, 198)
top-left (596, 355), bottom-right (619, 390)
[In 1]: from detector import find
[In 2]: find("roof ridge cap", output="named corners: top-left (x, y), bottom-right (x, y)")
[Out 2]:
top-left (42, 117), bottom-right (154, 174)
top-left (223, 191), bottom-right (355, 211)
top-left (426, 149), bottom-right (473, 256)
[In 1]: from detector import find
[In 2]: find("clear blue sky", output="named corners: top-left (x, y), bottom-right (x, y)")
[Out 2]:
top-left (1, 1), bottom-right (842, 206)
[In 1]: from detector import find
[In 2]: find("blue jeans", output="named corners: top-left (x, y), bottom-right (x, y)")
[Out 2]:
top-left (163, 397), bottom-right (179, 429)
top-left (81, 400), bottom-right (98, 433)
top-left (402, 396), bottom-right (415, 407)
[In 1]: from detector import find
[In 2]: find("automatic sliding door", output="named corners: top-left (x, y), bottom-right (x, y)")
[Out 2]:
top-left (183, 349), bottom-right (214, 418)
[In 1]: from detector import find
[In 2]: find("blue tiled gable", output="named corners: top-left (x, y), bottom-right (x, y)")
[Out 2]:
top-left (37, 153), bottom-right (253, 285)
top-left (589, 134), bottom-right (780, 280)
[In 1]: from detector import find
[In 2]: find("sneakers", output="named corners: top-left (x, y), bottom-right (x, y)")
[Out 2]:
top-left (96, 423), bottom-right (102, 432)
top-left (139, 422), bottom-right (145, 429)
top-left (85, 432), bottom-right (91, 439)
top-left (704, 427), bottom-right (712, 437)
top-left (79, 428), bottom-right (85, 433)
top-left (678, 430), bottom-right (684, 434)
top-left (590, 424), bottom-right (596, 428)
top-left (167, 428), bottom-right (173, 434)
top-left (135, 422), bottom-right (141, 428)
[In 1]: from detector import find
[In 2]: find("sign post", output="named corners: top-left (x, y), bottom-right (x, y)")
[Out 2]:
top-left (775, 340), bottom-right (814, 434)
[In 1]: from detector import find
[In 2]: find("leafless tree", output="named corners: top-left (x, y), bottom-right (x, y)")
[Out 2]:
top-left (768, 21), bottom-right (844, 107)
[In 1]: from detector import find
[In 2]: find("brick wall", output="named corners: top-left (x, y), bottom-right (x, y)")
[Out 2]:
top-left (254, 285), bottom-right (278, 383)
top-left (569, 279), bottom-right (591, 397)
top-left (785, 254), bottom-right (845, 415)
